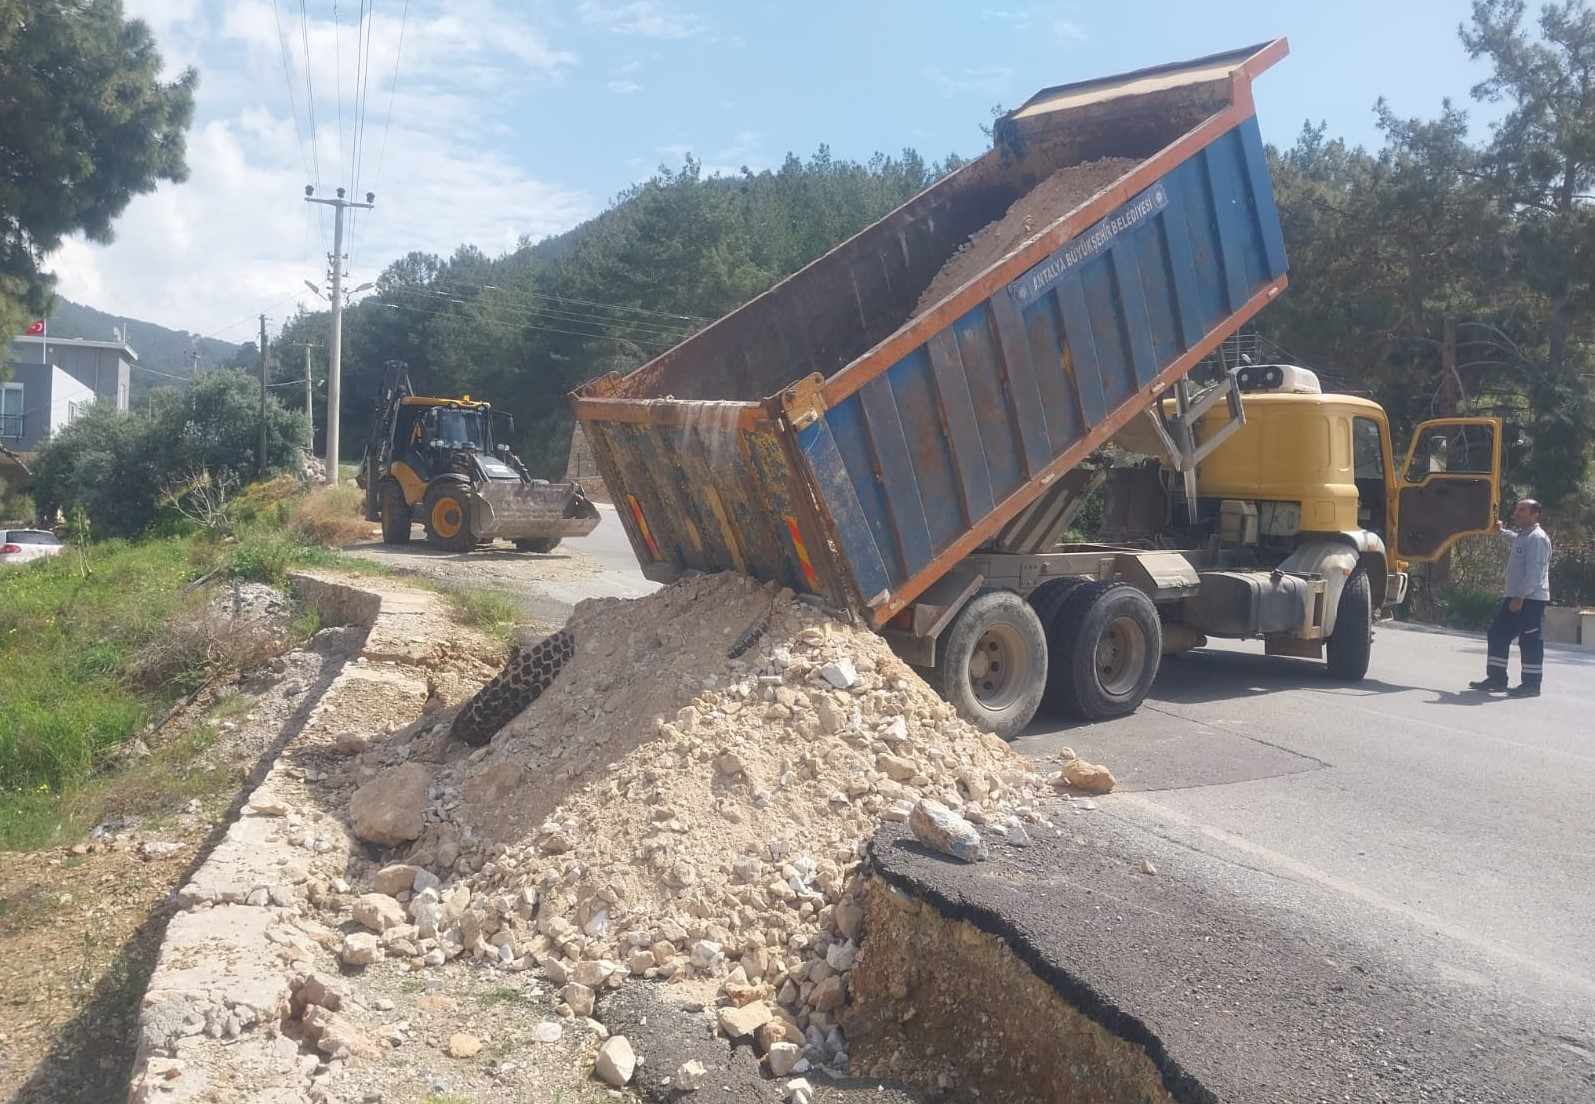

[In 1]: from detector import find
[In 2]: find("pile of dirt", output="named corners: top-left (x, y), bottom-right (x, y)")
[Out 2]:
top-left (401, 572), bottom-right (1054, 1073)
top-left (914, 157), bottom-right (1140, 315)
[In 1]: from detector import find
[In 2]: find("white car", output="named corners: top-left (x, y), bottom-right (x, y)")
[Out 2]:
top-left (0, 529), bottom-right (64, 567)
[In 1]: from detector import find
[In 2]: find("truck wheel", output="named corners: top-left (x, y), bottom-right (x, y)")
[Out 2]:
top-left (514, 538), bottom-right (561, 554)
top-left (423, 486), bottom-right (474, 553)
top-left (379, 482), bottom-right (411, 545)
top-left (933, 590), bottom-right (1047, 741)
top-left (1326, 569), bottom-right (1372, 681)
top-left (1048, 582), bottom-right (1161, 721)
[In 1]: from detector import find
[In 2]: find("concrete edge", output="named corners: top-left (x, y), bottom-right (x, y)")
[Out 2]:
top-left (124, 571), bottom-right (446, 1104)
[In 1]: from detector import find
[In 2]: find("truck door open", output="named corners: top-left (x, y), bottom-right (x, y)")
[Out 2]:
top-left (1392, 417), bottom-right (1502, 561)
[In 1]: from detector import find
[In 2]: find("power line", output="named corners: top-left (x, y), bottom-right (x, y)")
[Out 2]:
top-left (333, 0), bottom-right (345, 174)
top-left (376, 298), bottom-right (678, 350)
top-left (297, 1), bottom-right (321, 185)
top-left (371, 0), bottom-right (410, 192)
top-left (428, 276), bottom-right (710, 323)
top-left (270, 0), bottom-right (312, 181)
top-left (348, 0), bottom-right (377, 271)
top-left (388, 285), bottom-right (695, 339)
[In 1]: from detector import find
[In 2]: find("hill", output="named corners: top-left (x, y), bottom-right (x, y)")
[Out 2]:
top-left (46, 298), bottom-right (248, 402)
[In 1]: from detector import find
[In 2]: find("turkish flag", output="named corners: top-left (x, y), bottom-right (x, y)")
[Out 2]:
top-left (24, 320), bottom-right (44, 336)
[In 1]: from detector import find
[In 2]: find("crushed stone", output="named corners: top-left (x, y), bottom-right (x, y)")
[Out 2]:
top-left (386, 571), bottom-right (1056, 1077)
top-left (914, 157), bottom-right (1140, 315)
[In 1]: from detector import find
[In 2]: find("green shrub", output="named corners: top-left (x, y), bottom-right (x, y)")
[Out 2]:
top-left (1440, 586), bottom-right (1500, 630)
top-left (31, 372), bottom-right (308, 538)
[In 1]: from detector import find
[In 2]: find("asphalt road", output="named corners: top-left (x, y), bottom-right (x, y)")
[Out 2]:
top-left (1013, 622), bottom-right (1595, 1049)
top-left (346, 501), bottom-right (657, 622)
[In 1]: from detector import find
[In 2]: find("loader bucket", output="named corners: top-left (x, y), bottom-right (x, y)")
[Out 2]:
top-left (471, 481), bottom-right (601, 542)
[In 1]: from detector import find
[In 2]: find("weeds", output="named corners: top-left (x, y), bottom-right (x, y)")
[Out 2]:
top-left (447, 586), bottom-right (522, 645)
top-left (479, 985), bottom-right (530, 1006)
top-left (289, 484), bottom-right (374, 547)
top-left (125, 603), bottom-right (282, 695)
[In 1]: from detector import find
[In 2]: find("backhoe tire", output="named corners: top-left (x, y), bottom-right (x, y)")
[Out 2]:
top-left (933, 590), bottom-right (1047, 741)
top-left (1047, 582), bottom-right (1161, 722)
top-left (1325, 569), bottom-right (1372, 681)
top-left (379, 482), bottom-right (411, 545)
top-left (514, 537), bottom-right (561, 554)
top-left (423, 485), bottom-right (474, 553)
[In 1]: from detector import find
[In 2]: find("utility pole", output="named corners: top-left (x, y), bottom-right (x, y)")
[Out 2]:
top-left (304, 343), bottom-right (317, 419)
top-left (258, 314), bottom-right (269, 477)
top-left (304, 185), bottom-right (375, 485)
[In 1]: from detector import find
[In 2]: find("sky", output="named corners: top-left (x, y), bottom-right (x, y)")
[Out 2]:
top-left (51, 0), bottom-right (1504, 349)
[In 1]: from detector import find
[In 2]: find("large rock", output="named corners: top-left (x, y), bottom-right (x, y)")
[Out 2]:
top-left (594, 1035), bottom-right (636, 1087)
top-left (1055, 758), bottom-right (1116, 794)
top-left (767, 1041), bottom-right (801, 1076)
top-left (717, 1000), bottom-right (774, 1038)
top-left (675, 1058), bottom-right (708, 1091)
top-left (372, 863), bottom-right (421, 896)
top-left (301, 1006), bottom-right (382, 1060)
top-left (339, 932), bottom-right (382, 966)
top-left (352, 893), bottom-right (407, 932)
top-left (350, 762), bottom-right (432, 846)
top-left (908, 799), bottom-right (989, 863)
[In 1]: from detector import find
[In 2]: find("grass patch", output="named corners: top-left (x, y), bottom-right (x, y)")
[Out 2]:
top-left (208, 692), bottom-right (257, 723)
top-left (445, 586), bottom-right (522, 645)
top-left (0, 723), bottom-right (238, 850)
top-left (479, 985), bottom-right (530, 1006)
top-left (0, 539), bottom-right (198, 800)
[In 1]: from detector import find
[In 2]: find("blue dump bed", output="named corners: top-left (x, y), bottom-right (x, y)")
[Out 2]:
top-left (573, 40), bottom-right (1290, 629)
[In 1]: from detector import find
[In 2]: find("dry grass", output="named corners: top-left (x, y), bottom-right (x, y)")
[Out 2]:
top-left (124, 601), bottom-right (284, 696)
top-left (289, 484), bottom-right (375, 547)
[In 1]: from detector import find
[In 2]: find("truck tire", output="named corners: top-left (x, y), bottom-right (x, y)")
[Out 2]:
top-left (1047, 582), bottom-right (1162, 721)
top-left (1325, 569), bottom-right (1372, 681)
top-left (933, 590), bottom-right (1047, 741)
top-left (423, 485), bottom-right (474, 553)
top-left (379, 482), bottom-right (411, 545)
top-left (514, 537), bottom-right (561, 554)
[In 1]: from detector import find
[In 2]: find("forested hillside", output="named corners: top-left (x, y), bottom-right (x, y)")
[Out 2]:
top-left (45, 298), bottom-right (247, 404)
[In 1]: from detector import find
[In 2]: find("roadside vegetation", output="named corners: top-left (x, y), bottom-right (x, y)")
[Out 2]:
top-left (0, 475), bottom-right (365, 849)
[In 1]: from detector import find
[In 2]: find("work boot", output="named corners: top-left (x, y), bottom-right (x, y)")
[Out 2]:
top-left (1507, 683), bottom-right (1541, 698)
top-left (1468, 677), bottom-right (1507, 692)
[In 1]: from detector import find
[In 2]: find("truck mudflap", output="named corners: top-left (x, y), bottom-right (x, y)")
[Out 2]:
top-left (470, 481), bottom-right (601, 540)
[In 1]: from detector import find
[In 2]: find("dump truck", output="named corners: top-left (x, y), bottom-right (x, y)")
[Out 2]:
top-left (360, 363), bottom-right (600, 553)
top-left (570, 40), bottom-right (1502, 738)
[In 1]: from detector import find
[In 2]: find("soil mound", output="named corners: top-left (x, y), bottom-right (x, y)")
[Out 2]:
top-left (915, 157), bottom-right (1140, 315)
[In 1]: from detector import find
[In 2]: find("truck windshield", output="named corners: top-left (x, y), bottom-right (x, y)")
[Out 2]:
top-left (433, 409), bottom-right (487, 450)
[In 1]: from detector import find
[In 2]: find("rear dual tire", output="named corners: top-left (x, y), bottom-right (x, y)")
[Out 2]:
top-left (1042, 582), bottom-right (1162, 722)
top-left (933, 591), bottom-right (1048, 742)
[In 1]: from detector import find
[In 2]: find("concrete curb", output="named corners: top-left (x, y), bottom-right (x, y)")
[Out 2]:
top-left (125, 571), bottom-right (456, 1104)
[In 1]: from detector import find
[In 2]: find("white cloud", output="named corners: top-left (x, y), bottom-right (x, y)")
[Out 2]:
top-left (1053, 18), bottom-right (1087, 42)
top-left (45, 1), bottom-right (595, 335)
top-left (925, 65), bottom-right (1015, 99)
top-left (980, 8), bottom-right (1033, 27)
top-left (578, 1), bottom-right (707, 40)
top-left (608, 79), bottom-right (643, 94)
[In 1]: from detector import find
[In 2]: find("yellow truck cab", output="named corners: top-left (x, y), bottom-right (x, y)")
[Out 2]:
top-left (1191, 363), bottom-right (1502, 616)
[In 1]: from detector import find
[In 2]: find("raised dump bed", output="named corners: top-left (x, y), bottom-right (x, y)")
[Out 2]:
top-left (574, 40), bottom-right (1293, 735)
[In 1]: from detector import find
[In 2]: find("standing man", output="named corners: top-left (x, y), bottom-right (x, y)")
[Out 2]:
top-left (1469, 498), bottom-right (1552, 697)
